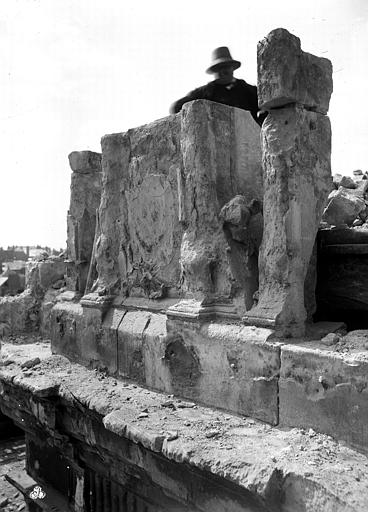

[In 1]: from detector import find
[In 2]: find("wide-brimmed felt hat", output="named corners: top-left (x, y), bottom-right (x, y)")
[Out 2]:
top-left (206, 47), bottom-right (241, 74)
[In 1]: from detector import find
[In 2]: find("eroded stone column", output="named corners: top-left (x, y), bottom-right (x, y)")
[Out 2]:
top-left (243, 28), bottom-right (333, 336)
top-left (168, 100), bottom-right (263, 319)
top-left (95, 134), bottom-right (130, 296)
top-left (67, 151), bottom-right (102, 294)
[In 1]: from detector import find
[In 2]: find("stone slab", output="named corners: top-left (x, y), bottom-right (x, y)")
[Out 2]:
top-left (279, 342), bottom-right (368, 454)
top-left (114, 308), bottom-right (279, 423)
top-left (117, 310), bottom-right (152, 382)
top-left (97, 308), bottom-right (126, 373)
top-left (50, 302), bottom-right (102, 367)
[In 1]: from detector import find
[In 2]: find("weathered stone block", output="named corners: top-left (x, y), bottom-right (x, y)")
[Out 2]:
top-left (322, 187), bottom-right (365, 226)
top-left (279, 342), bottom-right (368, 453)
top-left (68, 151), bottom-right (101, 174)
top-left (257, 28), bottom-right (333, 114)
top-left (50, 302), bottom-right (102, 366)
top-left (97, 103), bottom-right (262, 318)
top-left (163, 320), bottom-right (279, 424)
top-left (38, 258), bottom-right (66, 290)
top-left (117, 310), bottom-right (152, 382)
top-left (0, 290), bottom-right (38, 335)
top-left (244, 106), bottom-right (332, 335)
top-left (142, 313), bottom-right (172, 391)
top-left (97, 117), bottom-right (183, 297)
top-left (39, 289), bottom-right (62, 339)
top-left (340, 176), bottom-right (358, 189)
top-left (112, 307), bottom-right (279, 422)
top-left (98, 308), bottom-right (126, 373)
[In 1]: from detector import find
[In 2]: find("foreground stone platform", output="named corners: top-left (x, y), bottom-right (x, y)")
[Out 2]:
top-left (0, 341), bottom-right (367, 512)
top-left (51, 299), bottom-right (368, 456)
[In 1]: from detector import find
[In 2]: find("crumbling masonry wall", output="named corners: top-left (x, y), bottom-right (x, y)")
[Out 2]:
top-left (95, 102), bottom-right (263, 318)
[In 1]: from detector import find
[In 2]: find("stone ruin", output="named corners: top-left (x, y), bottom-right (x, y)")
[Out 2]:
top-left (1, 28), bottom-right (368, 512)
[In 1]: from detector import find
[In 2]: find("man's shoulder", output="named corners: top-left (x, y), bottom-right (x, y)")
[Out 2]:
top-left (235, 79), bottom-right (257, 91)
top-left (190, 81), bottom-right (216, 93)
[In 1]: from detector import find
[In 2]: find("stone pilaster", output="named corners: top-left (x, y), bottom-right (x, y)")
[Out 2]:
top-left (168, 100), bottom-right (263, 320)
top-left (67, 151), bottom-right (102, 294)
top-left (243, 29), bottom-right (333, 336)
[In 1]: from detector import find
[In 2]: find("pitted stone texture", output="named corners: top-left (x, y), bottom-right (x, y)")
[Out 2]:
top-left (257, 28), bottom-right (333, 114)
top-left (322, 187), bottom-right (365, 227)
top-left (163, 319), bottom-right (279, 424)
top-left (68, 151), bottom-right (102, 174)
top-left (280, 342), bottom-right (368, 454)
top-left (112, 308), bottom-right (278, 423)
top-left (244, 106), bottom-right (332, 336)
top-left (67, 152), bottom-right (102, 292)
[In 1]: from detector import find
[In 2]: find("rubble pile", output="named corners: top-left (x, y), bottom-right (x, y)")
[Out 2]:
top-left (322, 170), bottom-right (368, 228)
top-left (0, 253), bottom-right (66, 338)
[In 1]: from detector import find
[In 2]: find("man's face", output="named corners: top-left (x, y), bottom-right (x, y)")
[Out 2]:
top-left (213, 64), bottom-right (234, 84)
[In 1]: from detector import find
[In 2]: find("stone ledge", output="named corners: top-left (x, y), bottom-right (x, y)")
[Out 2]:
top-left (0, 342), bottom-right (368, 511)
top-left (279, 340), bottom-right (368, 455)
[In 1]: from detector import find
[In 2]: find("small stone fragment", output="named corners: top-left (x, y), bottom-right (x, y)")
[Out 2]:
top-left (166, 431), bottom-right (179, 441)
top-left (340, 176), bottom-right (358, 189)
top-left (205, 430), bottom-right (220, 438)
top-left (322, 188), bottom-right (365, 227)
top-left (321, 333), bottom-right (340, 346)
top-left (161, 400), bottom-right (176, 409)
top-left (176, 401), bottom-right (196, 408)
top-left (21, 357), bottom-right (41, 369)
top-left (353, 219), bottom-right (364, 226)
top-left (3, 359), bottom-right (15, 366)
top-left (353, 169), bottom-right (363, 178)
top-left (138, 412), bottom-right (148, 419)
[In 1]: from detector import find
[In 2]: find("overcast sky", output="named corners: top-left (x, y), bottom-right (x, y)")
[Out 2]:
top-left (1, 0), bottom-right (367, 249)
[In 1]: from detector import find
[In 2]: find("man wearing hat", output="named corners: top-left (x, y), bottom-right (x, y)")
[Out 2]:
top-left (170, 47), bottom-right (265, 126)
